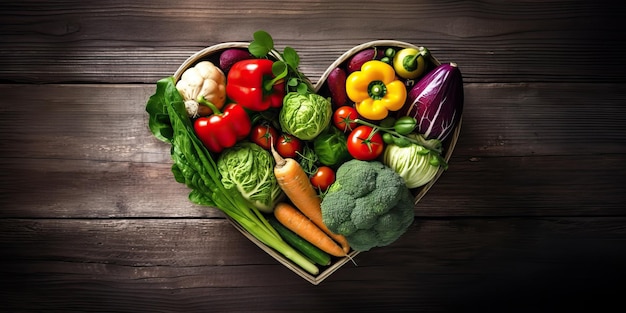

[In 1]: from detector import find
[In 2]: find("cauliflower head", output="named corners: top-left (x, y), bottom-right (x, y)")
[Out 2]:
top-left (320, 159), bottom-right (415, 251)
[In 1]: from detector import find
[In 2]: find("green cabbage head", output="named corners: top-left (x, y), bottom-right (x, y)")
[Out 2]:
top-left (382, 134), bottom-right (441, 188)
top-left (217, 142), bottom-right (283, 213)
top-left (279, 92), bottom-right (332, 140)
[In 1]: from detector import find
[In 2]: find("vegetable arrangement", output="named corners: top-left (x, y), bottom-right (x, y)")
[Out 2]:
top-left (145, 31), bottom-right (463, 279)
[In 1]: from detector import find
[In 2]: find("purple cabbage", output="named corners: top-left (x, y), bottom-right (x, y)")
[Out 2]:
top-left (402, 63), bottom-right (464, 141)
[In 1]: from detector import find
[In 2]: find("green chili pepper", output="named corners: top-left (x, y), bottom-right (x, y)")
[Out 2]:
top-left (393, 116), bottom-right (418, 135)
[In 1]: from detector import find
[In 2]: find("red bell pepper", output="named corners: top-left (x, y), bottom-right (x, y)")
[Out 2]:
top-left (226, 59), bottom-right (285, 111)
top-left (193, 96), bottom-right (251, 153)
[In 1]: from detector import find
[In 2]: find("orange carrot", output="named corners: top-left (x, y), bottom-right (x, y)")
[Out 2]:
top-left (271, 145), bottom-right (351, 253)
top-left (274, 202), bottom-right (346, 257)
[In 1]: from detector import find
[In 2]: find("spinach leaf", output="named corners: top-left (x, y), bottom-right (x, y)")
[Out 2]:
top-left (145, 77), bottom-right (180, 143)
top-left (166, 92), bottom-right (220, 207)
top-left (145, 76), bottom-right (221, 207)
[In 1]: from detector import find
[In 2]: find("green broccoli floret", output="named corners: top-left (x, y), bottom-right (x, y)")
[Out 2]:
top-left (321, 159), bottom-right (415, 251)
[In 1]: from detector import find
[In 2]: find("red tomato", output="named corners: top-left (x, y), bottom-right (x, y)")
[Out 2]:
top-left (310, 166), bottom-right (336, 191)
top-left (276, 134), bottom-right (303, 158)
top-left (250, 124), bottom-right (278, 150)
top-left (333, 106), bottom-right (359, 132)
top-left (347, 125), bottom-right (384, 160)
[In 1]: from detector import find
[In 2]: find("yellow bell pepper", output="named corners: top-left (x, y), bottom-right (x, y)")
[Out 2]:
top-left (345, 60), bottom-right (407, 120)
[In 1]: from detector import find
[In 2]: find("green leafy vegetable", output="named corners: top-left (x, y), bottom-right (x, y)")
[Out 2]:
top-left (248, 30), bottom-right (313, 94)
top-left (282, 46), bottom-right (299, 69)
top-left (313, 127), bottom-right (351, 166)
top-left (271, 62), bottom-right (288, 85)
top-left (217, 142), bottom-right (283, 213)
top-left (382, 134), bottom-right (442, 188)
top-left (279, 92), bottom-right (332, 141)
top-left (248, 31), bottom-right (273, 58)
top-left (145, 76), bottom-right (319, 275)
top-left (146, 77), bottom-right (179, 143)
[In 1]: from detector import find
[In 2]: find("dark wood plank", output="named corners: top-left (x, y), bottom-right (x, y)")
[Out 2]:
top-left (0, 0), bottom-right (624, 84)
top-left (458, 83), bottom-right (626, 157)
top-left (0, 158), bottom-right (222, 218)
top-left (2, 154), bottom-right (622, 218)
top-left (1, 217), bottom-right (624, 311)
top-left (1, 1), bottom-right (625, 312)
top-left (0, 84), bottom-right (169, 164)
top-left (1, 83), bottom-right (624, 217)
top-left (1, 83), bottom-right (624, 164)
top-left (420, 154), bottom-right (626, 216)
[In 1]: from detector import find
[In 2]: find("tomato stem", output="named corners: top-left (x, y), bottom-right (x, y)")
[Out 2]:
top-left (353, 117), bottom-right (448, 168)
top-left (359, 126), bottom-right (382, 153)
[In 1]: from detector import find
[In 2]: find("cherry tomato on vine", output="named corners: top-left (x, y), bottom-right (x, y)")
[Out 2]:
top-left (332, 106), bottom-right (359, 132)
top-left (276, 134), bottom-right (303, 158)
top-left (310, 166), bottom-right (336, 191)
top-left (250, 124), bottom-right (278, 150)
top-left (347, 125), bottom-right (384, 160)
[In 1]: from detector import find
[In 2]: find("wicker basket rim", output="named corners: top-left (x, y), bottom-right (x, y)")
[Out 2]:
top-left (316, 40), bottom-right (439, 91)
top-left (173, 40), bottom-right (441, 83)
top-left (173, 42), bottom-right (250, 80)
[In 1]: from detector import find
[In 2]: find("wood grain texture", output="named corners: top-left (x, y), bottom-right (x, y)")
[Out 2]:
top-left (1, 0), bottom-right (625, 310)
top-left (1, 218), bottom-right (624, 312)
top-left (1, 154), bottom-right (624, 218)
top-left (1, 0), bottom-right (625, 84)
top-left (2, 83), bottom-right (625, 163)
top-left (1, 83), bottom-right (624, 217)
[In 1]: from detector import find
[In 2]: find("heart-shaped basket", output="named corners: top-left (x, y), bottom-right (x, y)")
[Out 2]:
top-left (171, 41), bottom-right (461, 285)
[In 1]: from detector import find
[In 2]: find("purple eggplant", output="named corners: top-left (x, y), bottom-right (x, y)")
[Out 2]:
top-left (401, 63), bottom-right (463, 141)
top-left (219, 48), bottom-right (253, 73)
top-left (346, 48), bottom-right (384, 73)
top-left (327, 67), bottom-right (348, 108)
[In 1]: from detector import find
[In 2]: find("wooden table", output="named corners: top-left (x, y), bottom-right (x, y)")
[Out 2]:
top-left (1, 1), bottom-right (625, 311)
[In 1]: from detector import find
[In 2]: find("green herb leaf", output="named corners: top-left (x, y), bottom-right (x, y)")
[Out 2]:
top-left (254, 30), bottom-right (273, 48)
top-left (296, 83), bottom-right (309, 94)
top-left (282, 46), bottom-right (299, 69)
top-left (264, 61), bottom-right (287, 91)
top-left (248, 42), bottom-right (270, 58)
top-left (287, 77), bottom-right (299, 87)
top-left (249, 30), bottom-right (273, 57)
top-left (271, 61), bottom-right (288, 79)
